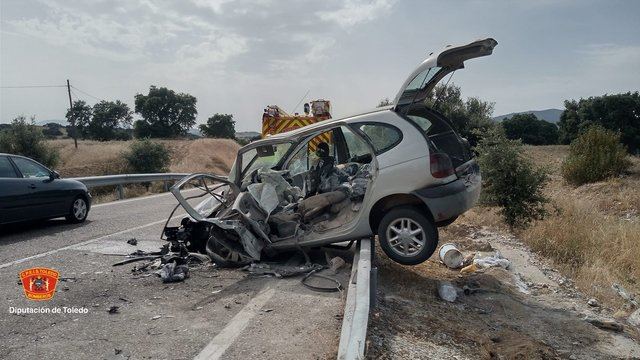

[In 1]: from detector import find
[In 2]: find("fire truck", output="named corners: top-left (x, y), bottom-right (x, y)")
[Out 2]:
top-left (261, 99), bottom-right (331, 149)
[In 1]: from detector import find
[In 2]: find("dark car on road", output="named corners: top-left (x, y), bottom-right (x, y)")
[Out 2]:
top-left (0, 153), bottom-right (91, 225)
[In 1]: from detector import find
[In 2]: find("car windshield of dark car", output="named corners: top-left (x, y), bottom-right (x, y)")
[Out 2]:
top-left (12, 157), bottom-right (50, 178)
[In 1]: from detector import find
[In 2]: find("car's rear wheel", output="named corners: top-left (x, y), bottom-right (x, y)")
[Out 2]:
top-left (66, 196), bottom-right (89, 223)
top-left (378, 206), bottom-right (438, 265)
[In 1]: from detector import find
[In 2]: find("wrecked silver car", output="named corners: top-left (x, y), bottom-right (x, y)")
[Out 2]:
top-left (163, 38), bottom-right (497, 266)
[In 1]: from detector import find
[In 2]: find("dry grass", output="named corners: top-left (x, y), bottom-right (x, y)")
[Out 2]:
top-left (48, 138), bottom-right (241, 203)
top-left (471, 145), bottom-right (640, 309)
top-left (49, 138), bottom-right (240, 177)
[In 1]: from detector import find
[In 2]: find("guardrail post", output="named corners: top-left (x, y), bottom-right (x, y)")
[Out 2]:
top-left (116, 184), bottom-right (124, 200)
top-left (163, 181), bottom-right (169, 192)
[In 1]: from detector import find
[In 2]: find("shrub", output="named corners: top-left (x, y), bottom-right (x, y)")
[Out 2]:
top-left (0, 116), bottom-right (60, 168)
top-left (123, 139), bottom-right (171, 173)
top-left (476, 127), bottom-right (549, 228)
top-left (561, 126), bottom-right (631, 185)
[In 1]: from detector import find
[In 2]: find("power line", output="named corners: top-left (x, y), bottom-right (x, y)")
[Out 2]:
top-left (70, 85), bottom-right (104, 102)
top-left (1, 85), bottom-right (66, 89)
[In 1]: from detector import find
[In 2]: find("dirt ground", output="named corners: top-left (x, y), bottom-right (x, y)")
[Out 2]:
top-left (367, 217), bottom-right (640, 359)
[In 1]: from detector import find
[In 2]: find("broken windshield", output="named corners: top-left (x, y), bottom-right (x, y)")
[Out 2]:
top-left (238, 142), bottom-right (293, 181)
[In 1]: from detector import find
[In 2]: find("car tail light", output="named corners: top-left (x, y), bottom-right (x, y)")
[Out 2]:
top-left (430, 153), bottom-right (454, 178)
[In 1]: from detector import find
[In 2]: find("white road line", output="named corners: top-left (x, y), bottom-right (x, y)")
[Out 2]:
top-left (0, 217), bottom-right (178, 270)
top-left (194, 287), bottom-right (277, 360)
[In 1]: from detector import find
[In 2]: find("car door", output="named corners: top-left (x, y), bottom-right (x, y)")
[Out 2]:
top-left (0, 155), bottom-right (29, 224)
top-left (9, 156), bottom-right (66, 220)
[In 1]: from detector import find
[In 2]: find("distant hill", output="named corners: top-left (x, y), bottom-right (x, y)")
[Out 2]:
top-left (236, 131), bottom-right (261, 140)
top-left (493, 109), bottom-right (563, 123)
top-left (36, 119), bottom-right (66, 126)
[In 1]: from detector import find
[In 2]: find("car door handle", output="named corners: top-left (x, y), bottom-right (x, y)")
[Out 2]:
top-left (28, 184), bottom-right (37, 189)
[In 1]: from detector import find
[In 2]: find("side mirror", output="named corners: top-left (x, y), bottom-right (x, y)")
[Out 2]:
top-left (50, 170), bottom-right (61, 180)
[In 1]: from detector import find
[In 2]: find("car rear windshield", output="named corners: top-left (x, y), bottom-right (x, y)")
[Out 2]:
top-left (405, 106), bottom-right (471, 168)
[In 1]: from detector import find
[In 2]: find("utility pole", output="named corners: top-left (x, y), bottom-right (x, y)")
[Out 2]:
top-left (66, 79), bottom-right (78, 149)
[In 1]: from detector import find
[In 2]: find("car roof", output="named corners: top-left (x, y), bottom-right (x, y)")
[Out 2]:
top-left (259, 106), bottom-right (393, 142)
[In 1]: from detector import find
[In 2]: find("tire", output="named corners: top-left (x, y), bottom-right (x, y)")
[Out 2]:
top-left (377, 206), bottom-right (438, 265)
top-left (66, 196), bottom-right (89, 223)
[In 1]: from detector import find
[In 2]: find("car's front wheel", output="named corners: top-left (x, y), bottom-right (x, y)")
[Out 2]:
top-left (66, 196), bottom-right (89, 223)
top-left (378, 206), bottom-right (438, 265)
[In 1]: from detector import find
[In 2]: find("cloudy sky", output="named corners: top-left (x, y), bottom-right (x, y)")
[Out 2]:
top-left (1, 0), bottom-right (639, 131)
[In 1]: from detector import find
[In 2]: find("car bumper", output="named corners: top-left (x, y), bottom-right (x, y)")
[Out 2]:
top-left (411, 176), bottom-right (481, 223)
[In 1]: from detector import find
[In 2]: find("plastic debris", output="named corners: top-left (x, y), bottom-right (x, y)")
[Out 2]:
top-left (473, 251), bottom-right (510, 270)
top-left (439, 243), bottom-right (464, 269)
top-left (460, 263), bottom-right (478, 274)
top-left (437, 281), bottom-right (458, 302)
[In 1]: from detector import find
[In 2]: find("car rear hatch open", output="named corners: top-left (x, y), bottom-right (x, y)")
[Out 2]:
top-left (393, 38), bottom-right (497, 109)
top-left (394, 38), bottom-right (497, 184)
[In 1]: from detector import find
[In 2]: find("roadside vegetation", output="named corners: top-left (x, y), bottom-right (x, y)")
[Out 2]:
top-left (476, 127), bottom-right (549, 228)
top-left (0, 116), bottom-right (60, 167)
top-left (123, 139), bottom-right (171, 173)
top-left (561, 127), bottom-right (631, 185)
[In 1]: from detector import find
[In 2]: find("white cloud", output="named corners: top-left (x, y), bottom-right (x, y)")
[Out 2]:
top-left (5, 0), bottom-right (248, 66)
top-left (316, 0), bottom-right (396, 27)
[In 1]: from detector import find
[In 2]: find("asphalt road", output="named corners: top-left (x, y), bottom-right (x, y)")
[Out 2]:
top-left (0, 192), bottom-right (350, 360)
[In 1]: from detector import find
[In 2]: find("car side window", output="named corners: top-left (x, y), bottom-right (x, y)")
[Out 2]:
top-left (340, 126), bottom-right (372, 163)
top-left (354, 123), bottom-right (402, 154)
top-left (11, 157), bottom-right (50, 178)
top-left (0, 156), bottom-right (18, 178)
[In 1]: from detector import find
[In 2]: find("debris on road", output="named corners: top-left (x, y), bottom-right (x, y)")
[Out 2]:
top-left (439, 243), bottom-right (464, 269)
top-left (328, 256), bottom-right (346, 274)
top-left (126, 238), bottom-right (138, 246)
top-left (108, 306), bottom-right (119, 314)
top-left (158, 262), bottom-right (189, 283)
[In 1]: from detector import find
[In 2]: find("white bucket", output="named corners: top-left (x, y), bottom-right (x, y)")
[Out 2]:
top-left (439, 243), bottom-right (463, 269)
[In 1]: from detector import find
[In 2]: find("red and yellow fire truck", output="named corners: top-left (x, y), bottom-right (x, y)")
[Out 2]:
top-left (261, 99), bottom-right (332, 150)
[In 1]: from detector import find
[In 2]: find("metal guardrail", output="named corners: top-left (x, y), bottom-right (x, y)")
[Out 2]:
top-left (70, 173), bottom-right (189, 199)
top-left (338, 238), bottom-right (377, 359)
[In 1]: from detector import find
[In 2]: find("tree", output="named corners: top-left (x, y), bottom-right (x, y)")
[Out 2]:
top-left (89, 100), bottom-right (133, 141)
top-left (199, 114), bottom-right (236, 139)
top-left (558, 92), bottom-right (640, 153)
top-left (502, 113), bottom-right (559, 145)
top-left (476, 127), bottom-right (549, 228)
top-left (425, 84), bottom-right (496, 147)
top-left (134, 86), bottom-right (197, 138)
top-left (123, 139), bottom-right (171, 173)
top-left (0, 116), bottom-right (60, 168)
top-left (65, 100), bottom-right (92, 139)
top-left (42, 123), bottom-right (64, 139)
